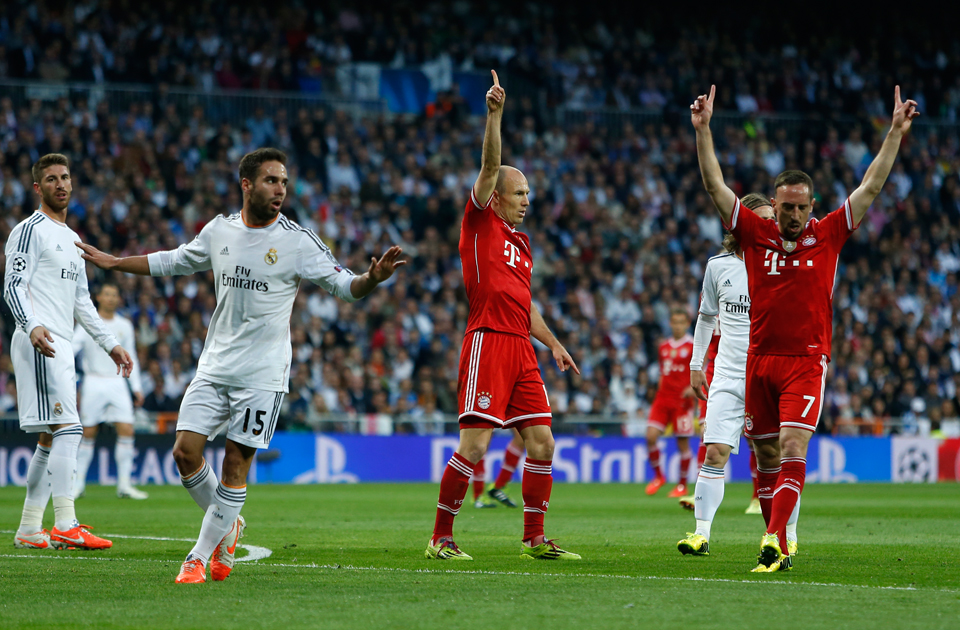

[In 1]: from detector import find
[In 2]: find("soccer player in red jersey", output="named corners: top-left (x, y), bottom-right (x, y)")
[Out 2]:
top-left (645, 308), bottom-right (696, 498)
top-left (425, 71), bottom-right (581, 561)
top-left (692, 85), bottom-right (918, 572)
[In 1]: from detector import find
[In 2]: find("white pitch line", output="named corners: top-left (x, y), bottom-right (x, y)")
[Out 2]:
top-left (1, 553), bottom-right (951, 593)
top-left (0, 530), bottom-right (270, 562)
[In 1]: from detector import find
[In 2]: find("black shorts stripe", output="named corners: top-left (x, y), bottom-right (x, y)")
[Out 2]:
top-left (34, 352), bottom-right (49, 423)
top-left (266, 392), bottom-right (282, 443)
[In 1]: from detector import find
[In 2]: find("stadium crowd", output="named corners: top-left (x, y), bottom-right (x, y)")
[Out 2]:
top-left (1, 1), bottom-right (959, 120)
top-left (1, 3), bottom-right (959, 437)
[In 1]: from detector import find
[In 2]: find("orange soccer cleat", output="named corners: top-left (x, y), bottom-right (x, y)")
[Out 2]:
top-left (645, 476), bottom-right (666, 496)
top-left (50, 524), bottom-right (113, 550)
top-left (14, 529), bottom-right (51, 549)
top-left (667, 484), bottom-right (688, 498)
top-left (210, 515), bottom-right (245, 581)
top-left (175, 557), bottom-right (207, 583)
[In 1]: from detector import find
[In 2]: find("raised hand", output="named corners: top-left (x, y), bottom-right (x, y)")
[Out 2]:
top-left (367, 246), bottom-right (407, 283)
top-left (690, 85), bottom-right (716, 130)
top-left (487, 69), bottom-right (505, 114)
top-left (891, 85), bottom-right (920, 136)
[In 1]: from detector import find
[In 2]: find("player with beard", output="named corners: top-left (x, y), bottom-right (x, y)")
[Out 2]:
top-left (77, 148), bottom-right (406, 583)
top-left (5, 153), bottom-right (133, 551)
top-left (692, 85), bottom-right (918, 571)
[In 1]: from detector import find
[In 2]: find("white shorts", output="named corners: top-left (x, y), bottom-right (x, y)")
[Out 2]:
top-left (702, 375), bottom-right (745, 455)
top-left (11, 329), bottom-right (79, 432)
top-left (177, 377), bottom-right (284, 450)
top-left (80, 375), bottom-right (135, 426)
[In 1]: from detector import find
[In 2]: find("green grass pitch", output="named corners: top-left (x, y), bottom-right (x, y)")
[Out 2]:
top-left (1, 482), bottom-right (958, 629)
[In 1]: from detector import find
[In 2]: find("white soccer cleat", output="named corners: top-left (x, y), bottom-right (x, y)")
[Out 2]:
top-left (14, 529), bottom-right (51, 549)
top-left (117, 487), bottom-right (149, 500)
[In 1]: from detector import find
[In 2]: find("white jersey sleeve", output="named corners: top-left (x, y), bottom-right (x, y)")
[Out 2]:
top-left (4, 217), bottom-right (45, 336)
top-left (690, 312), bottom-right (717, 371)
top-left (147, 220), bottom-right (215, 277)
top-left (295, 230), bottom-right (358, 303)
top-left (73, 261), bottom-right (120, 353)
top-left (698, 260), bottom-right (720, 316)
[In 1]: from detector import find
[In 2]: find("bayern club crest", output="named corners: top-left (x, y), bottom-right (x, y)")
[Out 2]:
top-left (744, 413), bottom-right (754, 431)
top-left (802, 236), bottom-right (817, 246)
top-left (477, 391), bottom-right (492, 410)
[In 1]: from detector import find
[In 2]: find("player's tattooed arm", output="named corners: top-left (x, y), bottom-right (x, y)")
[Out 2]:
top-left (473, 69), bottom-right (505, 208)
top-left (849, 86), bottom-right (919, 225)
top-left (691, 85), bottom-right (737, 225)
top-left (75, 242), bottom-right (152, 275)
top-left (531, 302), bottom-right (580, 374)
top-left (349, 246), bottom-right (407, 299)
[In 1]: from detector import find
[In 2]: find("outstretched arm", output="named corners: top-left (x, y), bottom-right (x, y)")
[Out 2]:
top-left (691, 85), bottom-right (737, 225)
top-left (848, 86), bottom-right (919, 224)
top-left (349, 246), bottom-right (407, 299)
top-left (472, 70), bottom-right (505, 208)
top-left (75, 243), bottom-right (151, 275)
top-left (531, 302), bottom-right (579, 374)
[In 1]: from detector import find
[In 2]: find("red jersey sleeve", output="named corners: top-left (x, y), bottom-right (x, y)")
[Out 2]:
top-left (468, 187), bottom-right (493, 212)
top-left (725, 197), bottom-right (762, 247)
top-left (816, 198), bottom-right (859, 248)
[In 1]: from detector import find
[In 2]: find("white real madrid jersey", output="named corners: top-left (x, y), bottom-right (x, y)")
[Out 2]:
top-left (699, 252), bottom-right (751, 380)
top-left (147, 213), bottom-right (358, 392)
top-left (74, 314), bottom-right (142, 392)
top-left (3, 210), bottom-right (119, 351)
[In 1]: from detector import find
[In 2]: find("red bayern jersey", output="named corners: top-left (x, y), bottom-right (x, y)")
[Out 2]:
top-left (655, 335), bottom-right (694, 399)
top-left (459, 189), bottom-right (532, 338)
top-left (727, 196), bottom-right (858, 358)
top-left (705, 326), bottom-right (721, 382)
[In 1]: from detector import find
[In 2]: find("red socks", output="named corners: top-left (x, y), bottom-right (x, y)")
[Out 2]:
top-left (679, 451), bottom-right (692, 486)
top-left (649, 448), bottom-right (664, 480)
top-left (471, 458), bottom-right (486, 500)
top-left (495, 442), bottom-right (523, 489)
top-left (766, 457), bottom-right (806, 554)
top-left (522, 458), bottom-right (553, 543)
top-left (432, 453), bottom-right (473, 541)
top-left (756, 465), bottom-right (780, 528)
top-left (749, 450), bottom-right (759, 499)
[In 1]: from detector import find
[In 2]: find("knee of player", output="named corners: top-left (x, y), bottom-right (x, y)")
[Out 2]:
top-left (524, 434), bottom-right (555, 460)
top-left (704, 444), bottom-right (730, 468)
top-left (172, 443), bottom-right (202, 473)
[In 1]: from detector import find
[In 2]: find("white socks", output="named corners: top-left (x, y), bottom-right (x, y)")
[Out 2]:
top-left (693, 465), bottom-right (726, 540)
top-left (74, 437), bottom-right (95, 498)
top-left (187, 482), bottom-right (246, 564)
top-left (18, 444), bottom-right (51, 534)
top-left (49, 426), bottom-right (83, 531)
top-left (786, 496), bottom-right (801, 542)
top-left (115, 436), bottom-right (136, 491)
top-left (181, 460), bottom-right (218, 512)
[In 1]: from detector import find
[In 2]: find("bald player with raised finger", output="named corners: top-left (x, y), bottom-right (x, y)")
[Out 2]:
top-left (425, 71), bottom-right (581, 561)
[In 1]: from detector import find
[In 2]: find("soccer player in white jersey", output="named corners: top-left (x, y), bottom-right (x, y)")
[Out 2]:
top-left (77, 148), bottom-right (405, 583)
top-left (677, 193), bottom-right (799, 557)
top-left (73, 283), bottom-right (147, 500)
top-left (4, 153), bottom-right (133, 551)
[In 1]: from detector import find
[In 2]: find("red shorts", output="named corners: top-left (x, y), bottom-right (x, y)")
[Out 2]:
top-left (458, 330), bottom-right (551, 431)
top-left (647, 395), bottom-right (695, 437)
top-left (744, 354), bottom-right (828, 440)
